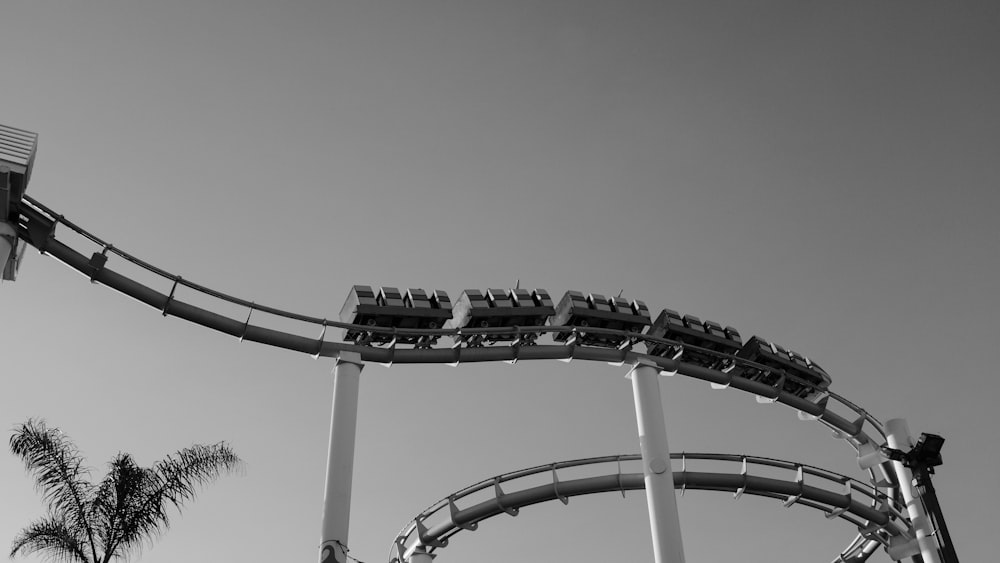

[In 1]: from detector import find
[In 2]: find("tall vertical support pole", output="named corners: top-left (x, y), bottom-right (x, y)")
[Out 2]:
top-left (406, 546), bottom-right (435, 563)
top-left (885, 418), bottom-right (942, 563)
top-left (629, 359), bottom-right (686, 563)
top-left (319, 352), bottom-right (364, 563)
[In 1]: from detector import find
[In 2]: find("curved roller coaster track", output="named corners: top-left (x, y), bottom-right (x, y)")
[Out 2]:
top-left (390, 453), bottom-right (912, 563)
top-left (9, 194), bottom-right (921, 562)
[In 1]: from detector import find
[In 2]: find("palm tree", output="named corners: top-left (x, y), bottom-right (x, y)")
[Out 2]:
top-left (9, 419), bottom-right (242, 563)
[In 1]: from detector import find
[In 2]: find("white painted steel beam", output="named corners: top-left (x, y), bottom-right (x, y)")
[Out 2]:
top-left (320, 352), bottom-right (364, 563)
top-left (406, 546), bottom-right (434, 563)
top-left (629, 360), bottom-right (685, 563)
top-left (885, 418), bottom-right (941, 563)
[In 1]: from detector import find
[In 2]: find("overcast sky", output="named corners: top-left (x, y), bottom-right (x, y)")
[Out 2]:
top-left (2, 2), bottom-right (998, 562)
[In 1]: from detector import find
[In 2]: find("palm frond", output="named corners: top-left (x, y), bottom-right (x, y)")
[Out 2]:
top-left (9, 514), bottom-right (92, 563)
top-left (154, 443), bottom-right (243, 509)
top-left (9, 420), bottom-right (98, 559)
top-left (101, 443), bottom-right (242, 560)
top-left (89, 453), bottom-right (148, 560)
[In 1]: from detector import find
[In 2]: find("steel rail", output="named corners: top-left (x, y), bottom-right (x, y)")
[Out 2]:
top-left (388, 453), bottom-right (912, 563)
top-left (11, 197), bottom-right (905, 561)
top-left (12, 197), bottom-right (884, 442)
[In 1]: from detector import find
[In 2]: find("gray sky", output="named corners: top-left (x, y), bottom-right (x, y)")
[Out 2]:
top-left (2, 1), bottom-right (998, 562)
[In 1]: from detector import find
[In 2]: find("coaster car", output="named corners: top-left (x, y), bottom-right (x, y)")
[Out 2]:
top-left (445, 288), bottom-right (555, 344)
top-left (645, 308), bottom-right (742, 368)
top-left (736, 335), bottom-right (831, 399)
top-left (550, 291), bottom-right (651, 347)
top-left (339, 285), bottom-right (452, 345)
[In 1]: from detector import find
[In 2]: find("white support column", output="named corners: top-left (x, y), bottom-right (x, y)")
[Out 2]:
top-left (406, 546), bottom-right (435, 563)
top-left (628, 360), bottom-right (685, 563)
top-left (319, 351), bottom-right (364, 563)
top-left (885, 418), bottom-right (941, 563)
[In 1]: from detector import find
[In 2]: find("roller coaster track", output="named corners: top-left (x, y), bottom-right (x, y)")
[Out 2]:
top-left (389, 453), bottom-right (914, 563)
top-left (10, 195), bottom-right (911, 561)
